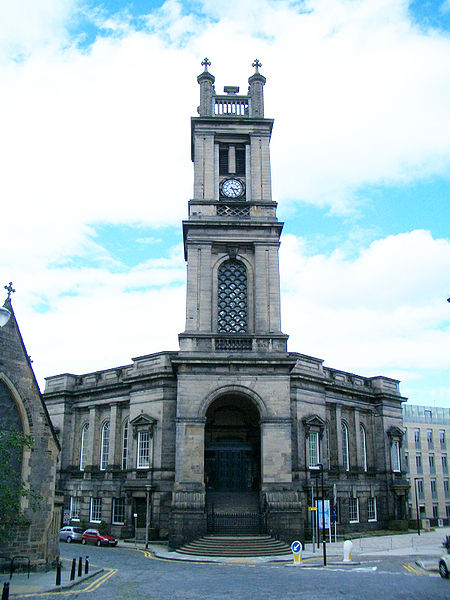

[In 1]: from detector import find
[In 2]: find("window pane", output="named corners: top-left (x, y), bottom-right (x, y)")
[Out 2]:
top-left (100, 421), bottom-right (110, 470)
top-left (349, 498), bottom-right (359, 522)
top-left (90, 497), bottom-right (102, 522)
top-left (80, 424), bottom-right (89, 471)
top-left (308, 432), bottom-right (319, 468)
top-left (360, 425), bottom-right (367, 472)
top-left (112, 498), bottom-right (126, 525)
top-left (368, 497), bottom-right (377, 521)
top-left (342, 424), bottom-right (349, 471)
top-left (137, 431), bottom-right (151, 469)
top-left (70, 497), bottom-right (80, 520)
top-left (391, 441), bottom-right (400, 472)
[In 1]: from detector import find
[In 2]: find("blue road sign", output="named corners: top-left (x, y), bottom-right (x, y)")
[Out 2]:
top-left (291, 541), bottom-right (302, 553)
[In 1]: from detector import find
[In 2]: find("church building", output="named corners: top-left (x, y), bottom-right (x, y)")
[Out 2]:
top-left (44, 61), bottom-right (409, 549)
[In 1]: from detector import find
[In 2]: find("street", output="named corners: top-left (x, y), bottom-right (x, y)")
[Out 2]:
top-left (16, 542), bottom-right (445, 600)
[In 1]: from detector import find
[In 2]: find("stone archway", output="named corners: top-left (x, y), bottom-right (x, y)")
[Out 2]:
top-left (204, 394), bottom-right (261, 519)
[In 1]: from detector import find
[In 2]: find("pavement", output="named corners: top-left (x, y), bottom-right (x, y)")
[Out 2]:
top-left (2, 527), bottom-right (449, 596)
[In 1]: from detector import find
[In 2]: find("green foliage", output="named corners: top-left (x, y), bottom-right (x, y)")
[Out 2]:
top-left (0, 431), bottom-right (40, 539)
top-left (97, 520), bottom-right (109, 534)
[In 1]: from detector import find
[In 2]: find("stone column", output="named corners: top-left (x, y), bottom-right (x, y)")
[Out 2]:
top-left (174, 417), bottom-right (206, 487)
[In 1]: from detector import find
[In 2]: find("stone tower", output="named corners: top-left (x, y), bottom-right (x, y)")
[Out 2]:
top-left (170, 60), bottom-right (301, 547)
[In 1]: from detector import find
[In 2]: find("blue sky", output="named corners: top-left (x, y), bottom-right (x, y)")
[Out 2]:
top-left (0, 0), bottom-right (449, 407)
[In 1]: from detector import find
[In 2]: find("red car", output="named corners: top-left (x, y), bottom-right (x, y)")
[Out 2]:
top-left (81, 529), bottom-right (118, 547)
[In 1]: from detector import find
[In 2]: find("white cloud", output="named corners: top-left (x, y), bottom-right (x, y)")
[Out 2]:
top-left (0, 0), bottom-right (449, 406)
top-left (280, 229), bottom-right (450, 378)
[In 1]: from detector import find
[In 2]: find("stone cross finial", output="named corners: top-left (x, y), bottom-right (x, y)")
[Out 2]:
top-left (252, 59), bottom-right (262, 73)
top-left (4, 282), bottom-right (15, 299)
top-left (201, 57), bottom-right (211, 72)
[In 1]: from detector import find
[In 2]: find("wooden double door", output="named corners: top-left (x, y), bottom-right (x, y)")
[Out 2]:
top-left (205, 441), bottom-right (258, 492)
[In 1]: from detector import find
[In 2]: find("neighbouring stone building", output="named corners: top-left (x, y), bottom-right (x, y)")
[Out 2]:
top-left (0, 288), bottom-right (61, 569)
top-left (43, 61), bottom-right (409, 549)
top-left (403, 404), bottom-right (450, 524)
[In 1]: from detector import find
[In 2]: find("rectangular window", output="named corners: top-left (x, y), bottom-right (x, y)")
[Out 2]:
top-left (308, 432), bottom-right (320, 468)
top-left (112, 498), bottom-right (126, 525)
top-left (403, 428), bottom-right (408, 447)
top-left (444, 479), bottom-right (450, 498)
top-left (431, 479), bottom-right (437, 499)
top-left (137, 431), bottom-right (151, 469)
top-left (416, 454), bottom-right (422, 474)
top-left (391, 441), bottom-right (400, 472)
top-left (424, 410), bottom-right (432, 422)
top-left (404, 453), bottom-right (409, 474)
top-left (442, 455), bottom-right (448, 474)
top-left (440, 430), bottom-right (446, 450)
top-left (429, 454), bottom-right (435, 474)
top-left (349, 498), bottom-right (359, 523)
top-left (417, 478), bottom-right (424, 500)
top-left (414, 428), bottom-right (421, 449)
top-left (406, 478), bottom-right (411, 501)
top-left (70, 497), bottom-right (80, 521)
top-left (433, 504), bottom-right (439, 518)
top-left (367, 497), bottom-right (377, 522)
top-left (446, 504), bottom-right (450, 518)
top-left (90, 497), bottom-right (102, 523)
top-left (427, 429), bottom-right (433, 450)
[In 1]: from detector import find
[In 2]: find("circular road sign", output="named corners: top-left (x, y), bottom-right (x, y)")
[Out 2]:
top-left (291, 540), bottom-right (302, 554)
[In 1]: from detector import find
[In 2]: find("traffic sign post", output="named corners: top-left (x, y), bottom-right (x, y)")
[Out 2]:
top-left (291, 540), bottom-right (302, 566)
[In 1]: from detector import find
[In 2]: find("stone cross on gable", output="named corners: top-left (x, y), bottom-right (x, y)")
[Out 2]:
top-left (201, 57), bottom-right (211, 72)
top-left (252, 59), bottom-right (262, 72)
top-left (4, 282), bottom-right (15, 299)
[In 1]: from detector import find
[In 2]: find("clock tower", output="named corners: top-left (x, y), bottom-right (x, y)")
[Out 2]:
top-left (170, 60), bottom-right (300, 548)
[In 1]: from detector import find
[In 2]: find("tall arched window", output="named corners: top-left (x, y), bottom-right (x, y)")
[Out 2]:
top-left (100, 421), bottom-right (110, 471)
top-left (217, 259), bottom-right (248, 333)
top-left (79, 423), bottom-right (89, 471)
top-left (342, 422), bottom-right (349, 471)
top-left (360, 424), bottom-right (367, 472)
top-left (122, 419), bottom-right (129, 470)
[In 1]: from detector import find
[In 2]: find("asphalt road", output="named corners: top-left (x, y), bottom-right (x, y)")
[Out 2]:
top-left (32, 543), bottom-right (448, 600)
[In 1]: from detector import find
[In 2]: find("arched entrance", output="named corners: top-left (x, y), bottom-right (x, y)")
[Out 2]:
top-left (205, 395), bottom-right (260, 494)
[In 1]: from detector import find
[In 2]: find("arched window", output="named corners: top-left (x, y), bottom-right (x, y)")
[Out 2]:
top-left (342, 422), bottom-right (349, 471)
top-left (122, 419), bottom-right (129, 470)
top-left (217, 259), bottom-right (248, 333)
top-left (360, 424), bottom-right (367, 472)
top-left (100, 421), bottom-right (110, 471)
top-left (79, 423), bottom-right (89, 471)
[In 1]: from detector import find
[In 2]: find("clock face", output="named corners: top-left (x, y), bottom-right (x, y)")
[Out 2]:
top-left (221, 178), bottom-right (244, 198)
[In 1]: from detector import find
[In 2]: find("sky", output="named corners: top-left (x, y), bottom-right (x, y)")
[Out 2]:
top-left (0, 0), bottom-right (449, 407)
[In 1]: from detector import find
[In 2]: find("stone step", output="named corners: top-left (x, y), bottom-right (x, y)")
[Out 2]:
top-left (177, 535), bottom-right (292, 557)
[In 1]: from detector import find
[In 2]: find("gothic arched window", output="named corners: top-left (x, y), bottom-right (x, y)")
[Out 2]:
top-left (217, 259), bottom-right (248, 333)
top-left (100, 421), bottom-right (110, 471)
top-left (79, 423), bottom-right (89, 471)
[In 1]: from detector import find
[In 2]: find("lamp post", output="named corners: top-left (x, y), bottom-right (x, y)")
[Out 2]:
top-left (414, 477), bottom-right (421, 536)
top-left (145, 484), bottom-right (151, 549)
top-left (310, 463), bottom-right (326, 566)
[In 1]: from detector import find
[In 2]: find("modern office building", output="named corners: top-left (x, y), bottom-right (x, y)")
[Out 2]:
top-left (403, 404), bottom-right (450, 524)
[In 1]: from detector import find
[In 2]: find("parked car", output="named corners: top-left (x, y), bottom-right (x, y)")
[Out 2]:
top-left (81, 529), bottom-right (118, 547)
top-left (439, 553), bottom-right (450, 579)
top-left (59, 526), bottom-right (84, 543)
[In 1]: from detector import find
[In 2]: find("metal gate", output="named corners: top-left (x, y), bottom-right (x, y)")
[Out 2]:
top-left (207, 508), bottom-right (265, 535)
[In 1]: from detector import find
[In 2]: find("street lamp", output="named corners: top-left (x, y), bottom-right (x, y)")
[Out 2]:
top-left (310, 463), bottom-right (326, 566)
top-left (414, 477), bottom-right (421, 537)
top-left (0, 306), bottom-right (11, 327)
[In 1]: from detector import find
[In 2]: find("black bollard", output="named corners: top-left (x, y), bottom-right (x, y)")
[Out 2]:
top-left (55, 561), bottom-right (61, 586)
top-left (2, 582), bottom-right (10, 600)
top-left (78, 557), bottom-right (82, 577)
top-left (84, 556), bottom-right (89, 575)
top-left (70, 558), bottom-right (76, 581)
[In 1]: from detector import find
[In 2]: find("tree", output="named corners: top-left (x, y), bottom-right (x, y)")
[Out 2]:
top-left (0, 431), bottom-right (40, 539)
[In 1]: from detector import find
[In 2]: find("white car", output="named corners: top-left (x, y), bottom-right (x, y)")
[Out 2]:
top-left (439, 554), bottom-right (450, 579)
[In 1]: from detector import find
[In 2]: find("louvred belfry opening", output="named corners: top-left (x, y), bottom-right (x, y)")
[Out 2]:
top-left (217, 260), bottom-right (248, 333)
